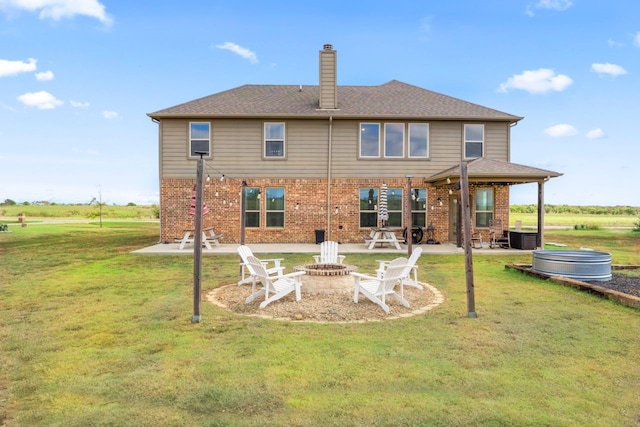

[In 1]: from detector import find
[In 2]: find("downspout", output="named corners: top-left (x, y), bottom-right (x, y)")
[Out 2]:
top-left (326, 116), bottom-right (333, 241)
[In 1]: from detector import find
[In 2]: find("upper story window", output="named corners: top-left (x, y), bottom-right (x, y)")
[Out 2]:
top-left (264, 123), bottom-right (285, 158)
top-left (360, 123), bottom-right (380, 157)
top-left (409, 123), bottom-right (429, 158)
top-left (475, 188), bottom-right (494, 228)
top-left (384, 123), bottom-right (404, 157)
top-left (265, 187), bottom-right (285, 227)
top-left (464, 124), bottom-right (484, 159)
top-left (189, 122), bottom-right (210, 157)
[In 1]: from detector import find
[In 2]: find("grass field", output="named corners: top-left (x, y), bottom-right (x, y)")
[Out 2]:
top-left (1, 222), bottom-right (639, 426)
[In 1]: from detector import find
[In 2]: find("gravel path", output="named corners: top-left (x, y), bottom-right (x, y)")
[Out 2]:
top-left (586, 272), bottom-right (640, 297)
top-left (207, 281), bottom-right (444, 323)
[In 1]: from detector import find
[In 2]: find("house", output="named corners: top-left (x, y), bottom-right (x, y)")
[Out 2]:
top-left (148, 44), bottom-right (561, 245)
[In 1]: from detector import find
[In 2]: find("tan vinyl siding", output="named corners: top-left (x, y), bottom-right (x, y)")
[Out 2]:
top-left (483, 122), bottom-right (509, 160)
top-left (160, 118), bottom-right (510, 180)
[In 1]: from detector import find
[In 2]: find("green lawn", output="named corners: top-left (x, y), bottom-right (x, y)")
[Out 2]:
top-left (1, 223), bottom-right (639, 426)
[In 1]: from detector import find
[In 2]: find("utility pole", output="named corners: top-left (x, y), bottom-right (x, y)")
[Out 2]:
top-left (192, 152), bottom-right (206, 323)
top-left (459, 162), bottom-right (477, 318)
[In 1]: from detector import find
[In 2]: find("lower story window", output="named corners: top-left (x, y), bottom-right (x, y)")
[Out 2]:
top-left (411, 188), bottom-right (427, 227)
top-left (266, 187), bottom-right (285, 227)
top-left (475, 188), bottom-right (494, 228)
top-left (245, 187), bottom-right (260, 228)
top-left (387, 188), bottom-right (403, 227)
top-left (359, 188), bottom-right (378, 227)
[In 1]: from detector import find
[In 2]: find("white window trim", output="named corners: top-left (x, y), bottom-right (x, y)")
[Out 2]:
top-left (463, 124), bottom-right (484, 159)
top-left (189, 122), bottom-right (211, 159)
top-left (263, 122), bottom-right (286, 159)
top-left (359, 122), bottom-right (381, 158)
top-left (408, 123), bottom-right (429, 158)
top-left (383, 123), bottom-right (405, 158)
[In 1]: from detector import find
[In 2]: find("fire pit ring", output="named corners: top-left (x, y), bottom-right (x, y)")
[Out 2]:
top-left (293, 263), bottom-right (358, 295)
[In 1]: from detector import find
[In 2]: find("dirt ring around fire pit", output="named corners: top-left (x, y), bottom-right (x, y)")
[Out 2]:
top-left (206, 278), bottom-right (445, 323)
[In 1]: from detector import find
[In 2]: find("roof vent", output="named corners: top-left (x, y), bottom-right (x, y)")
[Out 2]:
top-left (323, 44), bottom-right (333, 50)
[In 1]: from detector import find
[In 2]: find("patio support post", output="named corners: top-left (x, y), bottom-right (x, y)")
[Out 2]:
top-left (460, 162), bottom-right (477, 318)
top-left (192, 152), bottom-right (206, 323)
top-left (241, 180), bottom-right (247, 246)
top-left (537, 180), bottom-right (545, 249)
top-left (405, 175), bottom-right (414, 256)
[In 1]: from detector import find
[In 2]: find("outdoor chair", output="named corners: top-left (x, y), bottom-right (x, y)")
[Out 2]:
top-left (237, 245), bottom-right (285, 286)
top-left (244, 255), bottom-right (305, 308)
top-left (352, 258), bottom-right (410, 314)
top-left (489, 219), bottom-right (510, 249)
top-left (312, 240), bottom-right (345, 264)
top-left (470, 227), bottom-right (484, 249)
top-left (376, 247), bottom-right (423, 290)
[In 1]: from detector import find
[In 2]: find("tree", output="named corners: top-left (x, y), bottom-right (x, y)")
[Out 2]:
top-left (2, 199), bottom-right (16, 206)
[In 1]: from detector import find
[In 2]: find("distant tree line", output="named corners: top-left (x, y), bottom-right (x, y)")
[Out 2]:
top-left (511, 204), bottom-right (640, 216)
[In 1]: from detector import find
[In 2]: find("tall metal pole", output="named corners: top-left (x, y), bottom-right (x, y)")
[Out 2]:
top-left (406, 175), bottom-right (413, 256)
top-left (192, 153), bottom-right (205, 323)
top-left (459, 162), bottom-right (477, 318)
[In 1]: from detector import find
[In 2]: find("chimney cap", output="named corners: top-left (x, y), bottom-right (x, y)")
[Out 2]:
top-left (323, 44), bottom-right (333, 50)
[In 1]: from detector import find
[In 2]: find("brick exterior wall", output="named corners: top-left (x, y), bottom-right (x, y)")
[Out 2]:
top-left (160, 178), bottom-right (510, 244)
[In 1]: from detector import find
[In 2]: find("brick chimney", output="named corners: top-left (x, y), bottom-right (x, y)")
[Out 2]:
top-left (318, 44), bottom-right (337, 109)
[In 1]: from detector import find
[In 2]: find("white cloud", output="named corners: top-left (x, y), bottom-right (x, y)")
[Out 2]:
top-left (608, 38), bottom-right (623, 48)
top-left (35, 70), bottom-right (54, 81)
top-left (0, 0), bottom-right (112, 24)
top-left (215, 42), bottom-right (258, 64)
top-left (498, 68), bottom-right (573, 94)
top-left (536, 0), bottom-right (572, 11)
top-left (17, 90), bottom-right (63, 109)
top-left (70, 100), bottom-right (90, 108)
top-left (102, 110), bottom-right (118, 119)
top-left (634, 32), bottom-right (640, 47)
top-left (591, 62), bottom-right (627, 77)
top-left (586, 128), bottom-right (605, 139)
top-left (544, 124), bottom-right (578, 137)
top-left (0, 57), bottom-right (37, 77)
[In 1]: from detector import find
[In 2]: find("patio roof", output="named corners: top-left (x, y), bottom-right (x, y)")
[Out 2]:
top-left (426, 158), bottom-right (563, 186)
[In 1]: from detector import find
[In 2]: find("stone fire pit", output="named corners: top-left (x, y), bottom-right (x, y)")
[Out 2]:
top-left (293, 263), bottom-right (358, 295)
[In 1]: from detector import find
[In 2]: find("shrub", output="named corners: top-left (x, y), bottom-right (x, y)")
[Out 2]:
top-left (150, 204), bottom-right (160, 219)
top-left (0, 224), bottom-right (8, 232)
top-left (574, 224), bottom-right (601, 230)
top-left (633, 217), bottom-right (640, 232)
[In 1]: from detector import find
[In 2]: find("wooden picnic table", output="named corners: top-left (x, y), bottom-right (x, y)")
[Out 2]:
top-left (363, 227), bottom-right (402, 250)
top-left (178, 227), bottom-right (223, 250)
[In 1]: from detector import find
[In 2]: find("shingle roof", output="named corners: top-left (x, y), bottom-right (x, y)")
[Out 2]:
top-left (426, 158), bottom-right (562, 184)
top-left (148, 80), bottom-right (522, 121)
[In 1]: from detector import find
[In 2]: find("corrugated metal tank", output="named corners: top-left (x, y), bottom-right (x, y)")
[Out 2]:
top-left (532, 250), bottom-right (612, 282)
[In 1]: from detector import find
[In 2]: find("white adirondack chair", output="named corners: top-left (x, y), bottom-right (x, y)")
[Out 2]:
top-left (376, 247), bottom-right (423, 290)
top-left (312, 240), bottom-right (345, 264)
top-left (352, 258), bottom-right (410, 314)
top-left (237, 245), bottom-right (285, 286)
top-left (244, 255), bottom-right (305, 308)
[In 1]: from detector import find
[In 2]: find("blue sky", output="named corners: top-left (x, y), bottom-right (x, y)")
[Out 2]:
top-left (1, 0), bottom-right (639, 206)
